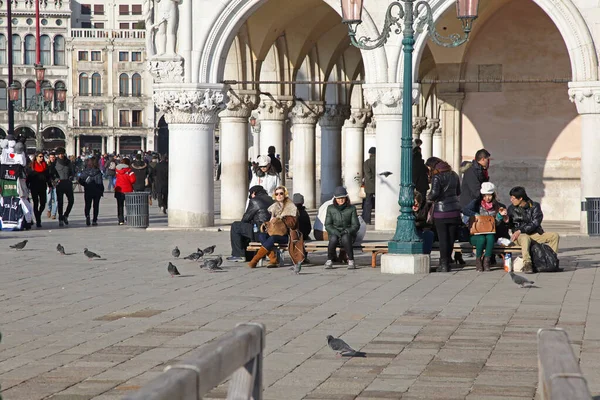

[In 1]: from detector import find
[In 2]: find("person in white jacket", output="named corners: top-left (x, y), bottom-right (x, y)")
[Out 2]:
top-left (249, 155), bottom-right (280, 196)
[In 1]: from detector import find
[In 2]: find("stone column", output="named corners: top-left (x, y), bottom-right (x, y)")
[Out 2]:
top-left (344, 108), bottom-right (370, 204)
top-left (289, 101), bottom-right (324, 209)
top-left (107, 135), bottom-right (115, 154)
top-left (218, 90), bottom-right (258, 220)
top-left (363, 118), bottom-right (376, 160)
top-left (115, 136), bottom-right (120, 155)
top-left (412, 116), bottom-right (427, 143)
top-left (75, 136), bottom-right (80, 156)
top-left (319, 105), bottom-right (350, 203)
top-left (421, 118), bottom-right (439, 161)
top-left (568, 82), bottom-right (600, 233)
top-left (256, 96), bottom-right (294, 158)
top-left (437, 92), bottom-right (465, 170)
top-left (153, 86), bottom-right (226, 227)
top-left (101, 136), bottom-right (106, 154)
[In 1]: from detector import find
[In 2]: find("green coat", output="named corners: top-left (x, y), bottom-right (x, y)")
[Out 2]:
top-left (363, 155), bottom-right (376, 194)
top-left (325, 203), bottom-right (360, 238)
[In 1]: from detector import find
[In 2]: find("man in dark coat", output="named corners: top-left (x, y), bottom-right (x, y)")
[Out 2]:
top-left (152, 155), bottom-right (168, 214)
top-left (460, 148), bottom-right (491, 207)
top-left (227, 185), bottom-right (274, 262)
top-left (412, 146), bottom-right (429, 199)
top-left (131, 153), bottom-right (149, 192)
top-left (293, 193), bottom-right (312, 240)
top-left (361, 147), bottom-right (376, 224)
top-left (267, 146), bottom-right (283, 174)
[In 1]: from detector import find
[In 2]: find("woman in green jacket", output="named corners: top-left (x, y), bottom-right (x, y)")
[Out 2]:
top-left (325, 186), bottom-right (360, 270)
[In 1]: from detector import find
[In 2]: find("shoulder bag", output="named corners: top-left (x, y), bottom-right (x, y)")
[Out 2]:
top-left (469, 215), bottom-right (496, 235)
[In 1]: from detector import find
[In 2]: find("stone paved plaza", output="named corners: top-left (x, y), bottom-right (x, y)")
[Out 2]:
top-left (1, 192), bottom-right (600, 399)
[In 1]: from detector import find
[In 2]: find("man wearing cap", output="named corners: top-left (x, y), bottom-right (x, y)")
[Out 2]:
top-left (49, 147), bottom-right (75, 227)
top-left (292, 193), bottom-right (311, 240)
top-left (362, 147), bottom-right (376, 224)
top-left (249, 155), bottom-right (280, 196)
top-left (227, 185), bottom-right (274, 262)
top-left (324, 186), bottom-right (360, 269)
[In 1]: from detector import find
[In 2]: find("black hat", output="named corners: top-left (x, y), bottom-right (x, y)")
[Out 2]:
top-left (56, 147), bottom-right (66, 155)
top-left (333, 186), bottom-right (348, 198)
top-left (368, 147), bottom-right (376, 155)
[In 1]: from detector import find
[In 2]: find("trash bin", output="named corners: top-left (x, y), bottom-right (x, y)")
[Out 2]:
top-left (125, 191), bottom-right (150, 228)
top-left (586, 197), bottom-right (600, 236)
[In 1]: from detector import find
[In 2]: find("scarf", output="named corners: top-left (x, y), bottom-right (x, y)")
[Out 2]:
top-left (481, 199), bottom-right (495, 212)
top-left (32, 161), bottom-right (47, 173)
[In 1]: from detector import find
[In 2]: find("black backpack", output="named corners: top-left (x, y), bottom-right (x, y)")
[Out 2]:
top-left (530, 241), bottom-right (561, 272)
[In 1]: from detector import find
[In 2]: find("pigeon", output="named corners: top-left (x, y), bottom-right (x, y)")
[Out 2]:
top-left (205, 258), bottom-right (223, 272)
top-left (293, 262), bottom-right (302, 275)
top-left (184, 250), bottom-right (203, 261)
top-left (379, 171), bottom-right (393, 178)
top-left (203, 245), bottom-right (216, 256)
top-left (10, 240), bottom-right (28, 250)
top-left (167, 262), bottom-right (181, 277)
top-left (509, 271), bottom-right (534, 288)
top-left (83, 248), bottom-right (101, 260)
top-left (56, 244), bottom-right (66, 255)
top-left (172, 246), bottom-right (180, 258)
top-left (215, 255), bottom-right (223, 268)
top-left (326, 335), bottom-right (366, 357)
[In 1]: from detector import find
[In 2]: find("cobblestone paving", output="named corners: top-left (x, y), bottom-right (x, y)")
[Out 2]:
top-left (1, 193), bottom-right (599, 400)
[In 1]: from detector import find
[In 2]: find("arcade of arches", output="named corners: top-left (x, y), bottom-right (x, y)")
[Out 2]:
top-left (149, 0), bottom-right (600, 233)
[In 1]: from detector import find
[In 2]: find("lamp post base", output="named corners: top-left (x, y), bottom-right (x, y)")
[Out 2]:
top-left (381, 253), bottom-right (430, 274)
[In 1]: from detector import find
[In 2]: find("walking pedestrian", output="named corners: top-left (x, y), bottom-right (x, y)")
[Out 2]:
top-left (79, 156), bottom-right (104, 226)
top-left (114, 157), bottom-right (136, 225)
top-left (26, 151), bottom-right (52, 228)
top-left (50, 147), bottom-right (75, 227)
top-left (46, 152), bottom-right (58, 219)
top-left (362, 147), bottom-right (376, 224)
top-left (152, 154), bottom-right (168, 214)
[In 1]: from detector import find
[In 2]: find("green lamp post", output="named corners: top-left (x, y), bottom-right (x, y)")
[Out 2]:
top-left (341, 0), bottom-right (479, 254)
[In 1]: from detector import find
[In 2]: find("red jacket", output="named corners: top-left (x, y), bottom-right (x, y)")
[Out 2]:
top-left (114, 164), bottom-right (136, 193)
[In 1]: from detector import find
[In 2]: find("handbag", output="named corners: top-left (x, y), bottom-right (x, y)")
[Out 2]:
top-left (358, 185), bottom-right (366, 199)
top-left (469, 215), bottom-right (496, 235)
top-left (264, 218), bottom-right (289, 236)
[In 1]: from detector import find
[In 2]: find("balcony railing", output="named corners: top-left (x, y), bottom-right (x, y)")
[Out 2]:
top-left (71, 29), bottom-right (145, 39)
top-left (74, 120), bottom-right (107, 127)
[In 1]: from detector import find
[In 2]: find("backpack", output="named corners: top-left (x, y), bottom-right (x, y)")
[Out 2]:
top-left (530, 241), bottom-right (561, 272)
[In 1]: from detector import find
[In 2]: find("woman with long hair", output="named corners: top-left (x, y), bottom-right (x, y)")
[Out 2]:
top-left (26, 151), bottom-right (51, 228)
top-left (78, 156), bottom-right (105, 226)
top-left (249, 155), bottom-right (280, 196)
top-left (425, 157), bottom-right (462, 272)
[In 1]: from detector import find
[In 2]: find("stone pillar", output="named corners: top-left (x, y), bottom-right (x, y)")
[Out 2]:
top-left (153, 86), bottom-right (226, 227)
top-left (107, 135), bottom-right (115, 154)
top-left (421, 118), bottom-right (439, 161)
top-left (75, 136), bottom-right (80, 156)
top-left (319, 105), bottom-right (350, 203)
top-left (568, 82), bottom-right (600, 234)
top-left (218, 90), bottom-right (259, 220)
top-left (363, 118), bottom-right (376, 160)
top-left (115, 136), bottom-right (120, 155)
top-left (344, 108), bottom-right (370, 204)
top-left (289, 101), bottom-right (324, 209)
top-left (256, 96), bottom-right (294, 158)
top-left (101, 136), bottom-right (106, 154)
top-left (437, 92), bottom-right (465, 170)
top-left (412, 116), bottom-right (427, 143)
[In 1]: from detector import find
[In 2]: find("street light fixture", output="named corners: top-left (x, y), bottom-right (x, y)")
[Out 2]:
top-left (341, 0), bottom-right (479, 254)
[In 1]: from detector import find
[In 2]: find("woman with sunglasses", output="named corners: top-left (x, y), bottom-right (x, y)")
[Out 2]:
top-left (249, 155), bottom-right (280, 196)
top-left (26, 152), bottom-right (52, 228)
top-left (248, 185), bottom-right (297, 268)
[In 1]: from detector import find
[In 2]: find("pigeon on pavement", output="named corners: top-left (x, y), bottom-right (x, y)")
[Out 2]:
top-left (172, 246), bottom-right (180, 258)
top-left (57, 244), bottom-right (66, 255)
top-left (167, 262), bottom-right (181, 277)
top-left (326, 335), bottom-right (366, 357)
top-left (215, 255), bottom-right (223, 268)
top-left (204, 258), bottom-right (223, 272)
top-left (509, 271), bottom-right (534, 288)
top-left (379, 171), bottom-right (393, 178)
top-left (84, 248), bottom-right (101, 260)
top-left (184, 250), bottom-right (203, 261)
top-left (203, 245), bottom-right (216, 255)
top-left (10, 240), bottom-right (28, 250)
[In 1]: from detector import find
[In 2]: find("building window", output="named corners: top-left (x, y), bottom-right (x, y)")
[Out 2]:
top-left (118, 51), bottom-right (129, 62)
top-left (132, 73), bottom-right (142, 97)
top-left (91, 51), bottom-right (101, 61)
top-left (131, 51), bottom-right (142, 62)
top-left (78, 51), bottom-right (88, 61)
top-left (132, 4), bottom-right (142, 15)
top-left (24, 81), bottom-right (36, 108)
top-left (79, 73), bottom-right (89, 96)
top-left (81, 22), bottom-right (92, 29)
top-left (94, 22), bottom-right (104, 29)
top-left (12, 35), bottom-right (21, 65)
top-left (53, 35), bottom-right (65, 65)
top-left (24, 35), bottom-right (35, 65)
top-left (0, 81), bottom-right (7, 110)
top-left (119, 5), bottom-right (129, 15)
top-left (91, 73), bottom-right (101, 96)
top-left (119, 73), bottom-right (129, 96)
top-left (119, 22), bottom-right (130, 30)
top-left (132, 110), bottom-right (142, 127)
top-left (93, 4), bottom-right (104, 15)
top-left (0, 34), bottom-right (6, 64)
top-left (92, 109), bottom-right (102, 126)
top-left (119, 110), bottom-right (130, 127)
top-left (81, 4), bottom-right (91, 15)
top-left (40, 35), bottom-right (51, 65)
top-left (54, 81), bottom-right (65, 109)
top-left (79, 109), bottom-right (90, 126)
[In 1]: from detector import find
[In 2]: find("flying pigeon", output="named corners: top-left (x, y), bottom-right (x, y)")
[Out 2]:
top-left (509, 271), bottom-right (534, 288)
top-left (379, 171), bottom-right (393, 178)
top-left (167, 262), bottom-right (181, 277)
top-left (326, 335), bottom-right (366, 357)
top-left (83, 248), bottom-right (101, 260)
top-left (57, 244), bottom-right (66, 255)
top-left (203, 245), bottom-right (216, 256)
top-left (10, 240), bottom-right (28, 250)
top-left (172, 246), bottom-right (180, 258)
top-left (204, 258), bottom-right (223, 272)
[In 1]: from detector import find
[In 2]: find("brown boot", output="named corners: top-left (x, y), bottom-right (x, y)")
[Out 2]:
top-left (267, 250), bottom-right (279, 268)
top-left (248, 246), bottom-right (269, 268)
top-left (475, 256), bottom-right (483, 272)
top-left (483, 256), bottom-right (491, 271)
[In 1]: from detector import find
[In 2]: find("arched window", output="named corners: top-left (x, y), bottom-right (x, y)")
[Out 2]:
top-left (119, 73), bottom-right (129, 96)
top-left (79, 73), bottom-right (89, 96)
top-left (24, 81), bottom-right (36, 107)
top-left (53, 35), bottom-right (65, 65)
top-left (0, 35), bottom-right (6, 64)
top-left (12, 35), bottom-right (21, 65)
top-left (0, 81), bottom-right (7, 110)
top-left (40, 35), bottom-right (51, 66)
top-left (54, 81), bottom-right (65, 109)
top-left (24, 35), bottom-right (35, 65)
top-left (91, 73), bottom-right (101, 96)
top-left (131, 73), bottom-right (142, 97)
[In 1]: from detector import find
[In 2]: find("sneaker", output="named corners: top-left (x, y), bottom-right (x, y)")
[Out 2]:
top-left (522, 260), bottom-right (534, 274)
top-left (63, 216), bottom-right (69, 226)
top-left (226, 256), bottom-right (245, 262)
top-left (118, 222), bottom-right (125, 225)
top-left (324, 260), bottom-right (333, 269)
top-left (347, 260), bottom-right (357, 270)
top-left (59, 220), bottom-right (64, 227)
top-left (52, 215), bottom-right (56, 220)
top-left (92, 221), bottom-right (98, 226)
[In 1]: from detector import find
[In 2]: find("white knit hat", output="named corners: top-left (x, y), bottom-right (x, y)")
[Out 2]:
top-left (256, 155), bottom-right (270, 167)
top-left (480, 182), bottom-right (496, 195)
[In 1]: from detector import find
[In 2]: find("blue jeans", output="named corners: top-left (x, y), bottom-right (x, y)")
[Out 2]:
top-left (417, 229), bottom-right (434, 255)
top-left (47, 187), bottom-right (57, 216)
top-left (107, 176), bottom-right (115, 191)
top-left (258, 232), bottom-right (288, 251)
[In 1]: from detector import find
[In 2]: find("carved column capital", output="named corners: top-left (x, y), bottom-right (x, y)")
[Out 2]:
top-left (345, 108), bottom-right (372, 129)
top-left (422, 118), bottom-right (440, 135)
top-left (289, 101), bottom-right (324, 125)
top-left (363, 84), bottom-right (420, 117)
top-left (257, 97), bottom-right (294, 121)
top-left (412, 116), bottom-right (428, 136)
top-left (319, 105), bottom-right (351, 128)
top-left (568, 81), bottom-right (600, 114)
top-left (219, 90), bottom-right (259, 119)
top-left (153, 86), bottom-right (227, 124)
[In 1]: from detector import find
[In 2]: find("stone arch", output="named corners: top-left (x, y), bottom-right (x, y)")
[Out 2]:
top-left (196, 0), bottom-right (389, 85)
top-left (407, 0), bottom-right (598, 83)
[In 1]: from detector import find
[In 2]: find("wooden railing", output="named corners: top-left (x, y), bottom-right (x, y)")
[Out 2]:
top-left (537, 328), bottom-right (592, 400)
top-left (122, 323), bottom-right (265, 400)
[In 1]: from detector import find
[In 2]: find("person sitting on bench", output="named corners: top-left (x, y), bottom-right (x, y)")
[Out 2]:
top-left (324, 186), bottom-right (360, 270)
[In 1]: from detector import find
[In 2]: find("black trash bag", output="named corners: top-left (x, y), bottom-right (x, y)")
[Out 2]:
top-left (530, 241), bottom-right (562, 272)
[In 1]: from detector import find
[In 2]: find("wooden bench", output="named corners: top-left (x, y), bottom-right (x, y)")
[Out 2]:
top-left (537, 328), bottom-right (592, 400)
top-left (247, 241), bottom-right (370, 267)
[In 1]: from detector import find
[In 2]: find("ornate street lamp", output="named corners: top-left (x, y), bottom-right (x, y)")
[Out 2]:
top-left (341, 0), bottom-right (479, 255)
